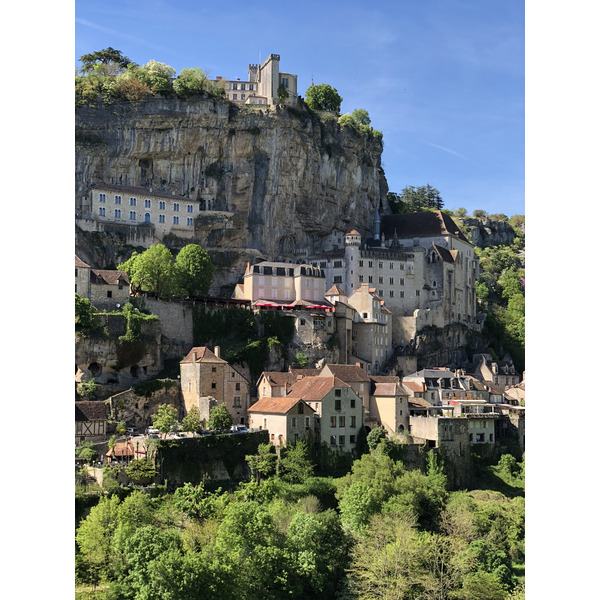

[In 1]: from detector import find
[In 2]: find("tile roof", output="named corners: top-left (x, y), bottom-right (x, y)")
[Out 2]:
top-left (75, 255), bottom-right (91, 268)
top-left (106, 440), bottom-right (135, 457)
top-left (320, 364), bottom-right (371, 382)
top-left (90, 269), bottom-right (130, 286)
top-left (180, 347), bottom-right (227, 364)
top-left (381, 210), bottom-right (470, 244)
top-left (75, 401), bottom-right (107, 421)
top-left (260, 371), bottom-right (297, 388)
top-left (288, 368), bottom-right (322, 379)
top-left (325, 285), bottom-right (348, 296)
top-left (403, 381), bottom-right (426, 393)
top-left (288, 376), bottom-right (349, 402)
top-left (248, 396), bottom-right (313, 415)
top-left (91, 183), bottom-right (195, 201)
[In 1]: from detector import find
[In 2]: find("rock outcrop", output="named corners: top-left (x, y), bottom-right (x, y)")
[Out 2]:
top-left (459, 217), bottom-right (516, 248)
top-left (76, 96), bottom-right (388, 290)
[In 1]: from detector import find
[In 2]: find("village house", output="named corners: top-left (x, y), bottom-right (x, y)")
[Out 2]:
top-left (180, 346), bottom-right (250, 426)
top-left (210, 53), bottom-right (298, 107)
top-left (319, 363), bottom-right (371, 410)
top-left (473, 353), bottom-right (521, 389)
top-left (247, 397), bottom-right (315, 447)
top-left (256, 371), bottom-right (297, 400)
top-left (287, 375), bottom-right (364, 453)
top-left (75, 401), bottom-right (107, 444)
top-left (75, 255), bottom-right (130, 310)
top-left (368, 376), bottom-right (410, 434)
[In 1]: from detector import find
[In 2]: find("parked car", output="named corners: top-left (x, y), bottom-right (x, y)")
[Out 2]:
top-left (230, 425), bottom-right (249, 434)
top-left (126, 427), bottom-right (138, 436)
top-left (146, 428), bottom-right (160, 435)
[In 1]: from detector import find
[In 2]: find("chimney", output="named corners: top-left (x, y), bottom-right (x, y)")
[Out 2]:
top-left (193, 351), bottom-right (197, 362)
top-left (356, 362), bottom-right (361, 368)
top-left (214, 346), bottom-right (220, 358)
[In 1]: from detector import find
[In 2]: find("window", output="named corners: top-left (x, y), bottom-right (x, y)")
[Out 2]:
top-left (129, 197), bottom-right (137, 206)
top-left (349, 434), bottom-right (356, 444)
top-left (298, 403), bottom-right (304, 414)
top-left (211, 382), bottom-right (216, 389)
top-left (159, 201), bottom-right (166, 210)
top-left (389, 290), bottom-right (394, 297)
top-left (400, 278), bottom-right (404, 285)
top-left (339, 435), bottom-right (345, 445)
top-left (212, 367), bottom-right (216, 372)
top-left (232, 83), bottom-right (238, 90)
top-left (187, 217), bottom-right (193, 226)
top-left (379, 262), bottom-right (383, 269)
top-left (99, 193), bottom-right (106, 203)
top-left (333, 275), bottom-right (343, 283)
top-left (368, 261), bottom-right (373, 268)
top-left (350, 399), bottom-right (356, 408)
top-left (241, 94), bottom-right (245, 100)
top-left (249, 84), bottom-right (254, 90)
top-left (281, 77), bottom-right (289, 88)
top-left (379, 276), bottom-right (384, 284)
top-left (173, 216), bottom-right (179, 224)
top-left (390, 262), bottom-right (394, 269)
top-left (240, 83), bottom-right (245, 90)
top-left (335, 399), bottom-right (341, 411)
top-left (359, 260), bottom-right (363, 267)
top-left (232, 93), bottom-right (237, 100)
top-left (129, 211), bottom-right (136, 220)
top-left (187, 204), bottom-right (194, 213)
top-left (145, 213), bottom-right (151, 223)
top-left (334, 260), bottom-right (343, 268)
top-left (159, 214), bottom-right (165, 223)
top-left (368, 275), bottom-right (373, 283)
top-left (291, 417), bottom-right (297, 427)
top-left (114, 209), bottom-right (121, 218)
top-left (416, 290), bottom-right (420, 297)
top-left (144, 199), bottom-right (151, 208)
top-left (335, 388), bottom-right (342, 397)
top-left (359, 275), bottom-right (364, 282)
top-left (173, 203), bottom-right (180, 212)
top-left (400, 291), bottom-right (404, 298)
top-left (350, 415), bottom-right (356, 427)
top-left (98, 207), bottom-right (106, 216)
top-left (330, 416), bottom-right (336, 427)
top-left (339, 416), bottom-right (345, 427)
top-left (305, 417), bottom-right (310, 428)
top-left (107, 290), bottom-right (112, 298)
top-left (389, 277), bottom-right (394, 284)
top-left (114, 195), bottom-right (122, 204)
top-left (330, 436), bottom-right (337, 446)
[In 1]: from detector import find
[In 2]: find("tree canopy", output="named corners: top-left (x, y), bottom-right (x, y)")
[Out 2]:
top-left (208, 404), bottom-right (233, 431)
top-left (304, 83), bottom-right (342, 112)
top-left (79, 47), bottom-right (136, 75)
top-left (151, 403), bottom-right (179, 435)
top-left (387, 184), bottom-right (444, 214)
top-left (174, 244), bottom-right (214, 297)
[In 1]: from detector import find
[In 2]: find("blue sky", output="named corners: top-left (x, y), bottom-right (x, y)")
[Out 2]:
top-left (75, 0), bottom-right (525, 217)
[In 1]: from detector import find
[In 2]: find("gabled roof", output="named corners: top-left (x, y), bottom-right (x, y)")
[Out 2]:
top-left (325, 285), bottom-right (347, 297)
top-left (90, 269), bottom-right (130, 286)
top-left (75, 401), bottom-right (107, 421)
top-left (259, 371), bottom-right (297, 389)
top-left (381, 210), bottom-right (470, 244)
top-left (106, 440), bottom-right (135, 457)
top-left (403, 381), bottom-right (426, 393)
top-left (288, 368), bottom-right (322, 379)
top-left (408, 397), bottom-right (432, 409)
top-left (180, 347), bottom-right (227, 364)
top-left (248, 396), bottom-right (314, 415)
top-left (431, 242), bottom-right (457, 264)
top-left (75, 255), bottom-right (91, 268)
top-left (320, 363), bottom-right (371, 383)
top-left (372, 382), bottom-right (401, 397)
top-left (288, 376), bottom-right (349, 402)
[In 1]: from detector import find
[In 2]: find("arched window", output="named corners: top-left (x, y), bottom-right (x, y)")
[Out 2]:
top-left (144, 213), bottom-right (151, 223)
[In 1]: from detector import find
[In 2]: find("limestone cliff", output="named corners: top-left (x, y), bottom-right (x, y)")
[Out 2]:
top-left (76, 95), bottom-right (388, 289)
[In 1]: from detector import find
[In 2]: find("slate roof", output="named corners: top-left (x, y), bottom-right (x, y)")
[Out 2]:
top-left (180, 347), bottom-right (227, 364)
top-left (248, 396), bottom-right (313, 415)
top-left (288, 376), bottom-right (349, 402)
top-left (431, 242), bottom-right (458, 264)
top-left (91, 183), bottom-right (194, 201)
top-left (325, 285), bottom-right (348, 297)
top-left (381, 210), bottom-right (470, 244)
top-left (75, 401), bottom-right (107, 421)
top-left (320, 364), bottom-right (371, 382)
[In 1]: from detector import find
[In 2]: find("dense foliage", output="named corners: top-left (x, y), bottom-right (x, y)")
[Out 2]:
top-left (118, 243), bottom-right (214, 299)
top-left (338, 108), bottom-right (383, 142)
top-left (304, 83), bottom-right (343, 112)
top-left (76, 444), bottom-right (524, 599)
top-left (387, 184), bottom-right (444, 213)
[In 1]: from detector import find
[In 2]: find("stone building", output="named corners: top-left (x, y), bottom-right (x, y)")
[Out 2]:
top-left (75, 255), bottom-right (130, 310)
top-left (473, 353), bottom-right (521, 389)
top-left (212, 53), bottom-right (298, 107)
top-left (180, 346), bottom-right (250, 426)
top-left (248, 397), bottom-right (315, 447)
top-left (368, 376), bottom-right (410, 434)
top-left (309, 209), bottom-right (480, 344)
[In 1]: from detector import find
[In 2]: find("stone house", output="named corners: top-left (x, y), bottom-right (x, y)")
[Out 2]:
top-left (368, 376), bottom-right (410, 435)
top-left (75, 401), bottom-right (107, 443)
top-left (256, 371), bottom-right (297, 400)
top-left (248, 397), bottom-right (315, 447)
top-left (211, 53), bottom-right (298, 107)
top-left (319, 363), bottom-right (371, 410)
top-left (75, 255), bottom-right (130, 310)
top-left (473, 353), bottom-right (521, 389)
top-left (180, 346), bottom-right (250, 426)
top-left (287, 375), bottom-right (364, 453)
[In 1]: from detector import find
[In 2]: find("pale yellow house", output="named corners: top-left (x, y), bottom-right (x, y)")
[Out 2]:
top-left (368, 377), bottom-right (410, 435)
top-left (248, 396), bottom-right (315, 447)
top-left (234, 261), bottom-right (328, 305)
top-left (180, 346), bottom-right (250, 426)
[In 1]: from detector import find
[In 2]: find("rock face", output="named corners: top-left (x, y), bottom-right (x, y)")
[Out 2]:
top-left (460, 217), bottom-right (516, 248)
top-left (76, 96), bottom-right (388, 289)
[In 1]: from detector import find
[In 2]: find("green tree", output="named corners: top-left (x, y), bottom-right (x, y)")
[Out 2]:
top-left (276, 83), bottom-right (290, 102)
top-left (181, 405), bottom-right (204, 433)
top-left (79, 47), bottom-right (136, 75)
top-left (294, 351), bottom-right (309, 368)
top-left (75, 294), bottom-right (100, 332)
top-left (151, 404), bottom-right (178, 436)
top-left (246, 443), bottom-right (278, 483)
top-left (279, 440), bottom-right (314, 484)
top-left (208, 404), bottom-right (233, 431)
top-left (304, 83), bottom-right (342, 112)
top-left (118, 244), bottom-right (176, 298)
top-left (174, 244), bottom-right (214, 297)
top-left (173, 67), bottom-right (208, 98)
top-left (76, 441), bottom-right (99, 463)
top-left (366, 426), bottom-right (387, 452)
top-left (125, 457), bottom-right (157, 482)
top-left (137, 60), bottom-right (176, 94)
